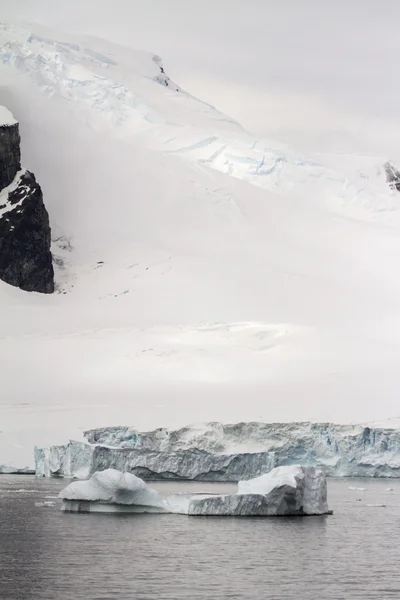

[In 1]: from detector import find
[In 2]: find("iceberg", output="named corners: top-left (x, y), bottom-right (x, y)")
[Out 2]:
top-left (59, 468), bottom-right (165, 513)
top-left (59, 466), bottom-right (329, 517)
top-left (35, 421), bottom-right (400, 480)
top-left (0, 465), bottom-right (35, 475)
top-left (188, 466), bottom-right (329, 516)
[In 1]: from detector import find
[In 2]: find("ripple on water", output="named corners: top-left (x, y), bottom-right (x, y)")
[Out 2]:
top-left (1, 476), bottom-right (400, 599)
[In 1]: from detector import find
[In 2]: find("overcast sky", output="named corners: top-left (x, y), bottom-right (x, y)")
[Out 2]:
top-left (2, 0), bottom-right (399, 152)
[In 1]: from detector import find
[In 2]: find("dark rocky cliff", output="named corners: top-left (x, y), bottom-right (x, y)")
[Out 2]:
top-left (0, 120), bottom-right (20, 190)
top-left (384, 162), bottom-right (400, 192)
top-left (0, 113), bottom-right (54, 293)
top-left (0, 171), bottom-right (54, 293)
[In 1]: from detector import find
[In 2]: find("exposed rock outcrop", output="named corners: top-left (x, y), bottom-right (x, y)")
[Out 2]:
top-left (384, 162), bottom-right (400, 192)
top-left (0, 107), bottom-right (54, 293)
top-left (0, 114), bottom-right (20, 189)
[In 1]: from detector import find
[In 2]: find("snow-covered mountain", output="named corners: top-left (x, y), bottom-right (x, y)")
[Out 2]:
top-left (1, 12), bottom-right (400, 471)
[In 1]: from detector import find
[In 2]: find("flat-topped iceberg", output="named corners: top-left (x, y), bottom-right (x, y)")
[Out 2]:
top-left (59, 468), bottom-right (165, 513)
top-left (188, 466), bottom-right (329, 516)
top-left (36, 421), bottom-right (400, 480)
top-left (59, 465), bottom-right (329, 516)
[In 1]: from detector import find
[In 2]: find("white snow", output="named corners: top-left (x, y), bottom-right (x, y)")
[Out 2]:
top-left (0, 170), bottom-right (29, 217)
top-left (0, 8), bottom-right (400, 470)
top-left (0, 104), bottom-right (16, 125)
top-left (238, 466), bottom-right (302, 496)
top-left (59, 468), bottom-right (165, 512)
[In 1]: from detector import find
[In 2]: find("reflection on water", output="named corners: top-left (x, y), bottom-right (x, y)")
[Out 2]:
top-left (1, 476), bottom-right (400, 599)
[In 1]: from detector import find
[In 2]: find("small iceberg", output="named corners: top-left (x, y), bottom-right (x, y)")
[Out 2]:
top-left (188, 465), bottom-right (330, 516)
top-left (59, 469), bottom-right (165, 513)
top-left (59, 465), bottom-right (330, 517)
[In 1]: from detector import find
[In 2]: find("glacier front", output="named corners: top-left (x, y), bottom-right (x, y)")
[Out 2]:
top-left (35, 421), bottom-right (400, 480)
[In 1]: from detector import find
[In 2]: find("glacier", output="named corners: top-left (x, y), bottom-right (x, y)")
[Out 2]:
top-left (188, 466), bottom-right (329, 516)
top-left (2, 17), bottom-right (400, 472)
top-left (0, 21), bottom-right (395, 219)
top-left (35, 421), bottom-right (400, 480)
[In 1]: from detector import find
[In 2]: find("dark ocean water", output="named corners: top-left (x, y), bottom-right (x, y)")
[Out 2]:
top-left (1, 476), bottom-right (400, 599)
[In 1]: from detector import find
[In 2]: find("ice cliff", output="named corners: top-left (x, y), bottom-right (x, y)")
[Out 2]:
top-left (188, 466), bottom-right (329, 516)
top-left (35, 421), bottom-right (400, 480)
top-left (0, 105), bottom-right (54, 293)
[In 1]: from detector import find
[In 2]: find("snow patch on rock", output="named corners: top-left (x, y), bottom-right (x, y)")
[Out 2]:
top-left (0, 169), bottom-right (28, 216)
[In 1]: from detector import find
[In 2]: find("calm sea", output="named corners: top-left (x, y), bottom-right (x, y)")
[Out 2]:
top-left (1, 475), bottom-right (399, 599)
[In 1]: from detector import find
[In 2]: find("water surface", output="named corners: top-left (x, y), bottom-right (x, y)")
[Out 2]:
top-left (1, 476), bottom-right (399, 599)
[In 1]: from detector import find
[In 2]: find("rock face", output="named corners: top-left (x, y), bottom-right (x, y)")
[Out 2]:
top-left (35, 421), bottom-right (400, 480)
top-left (0, 108), bottom-right (54, 293)
top-left (0, 116), bottom-right (20, 190)
top-left (384, 162), bottom-right (400, 192)
top-left (188, 466), bottom-right (329, 516)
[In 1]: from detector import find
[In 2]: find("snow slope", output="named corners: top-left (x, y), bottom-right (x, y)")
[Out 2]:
top-left (0, 104), bottom-right (15, 125)
top-left (1, 18), bottom-right (400, 470)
